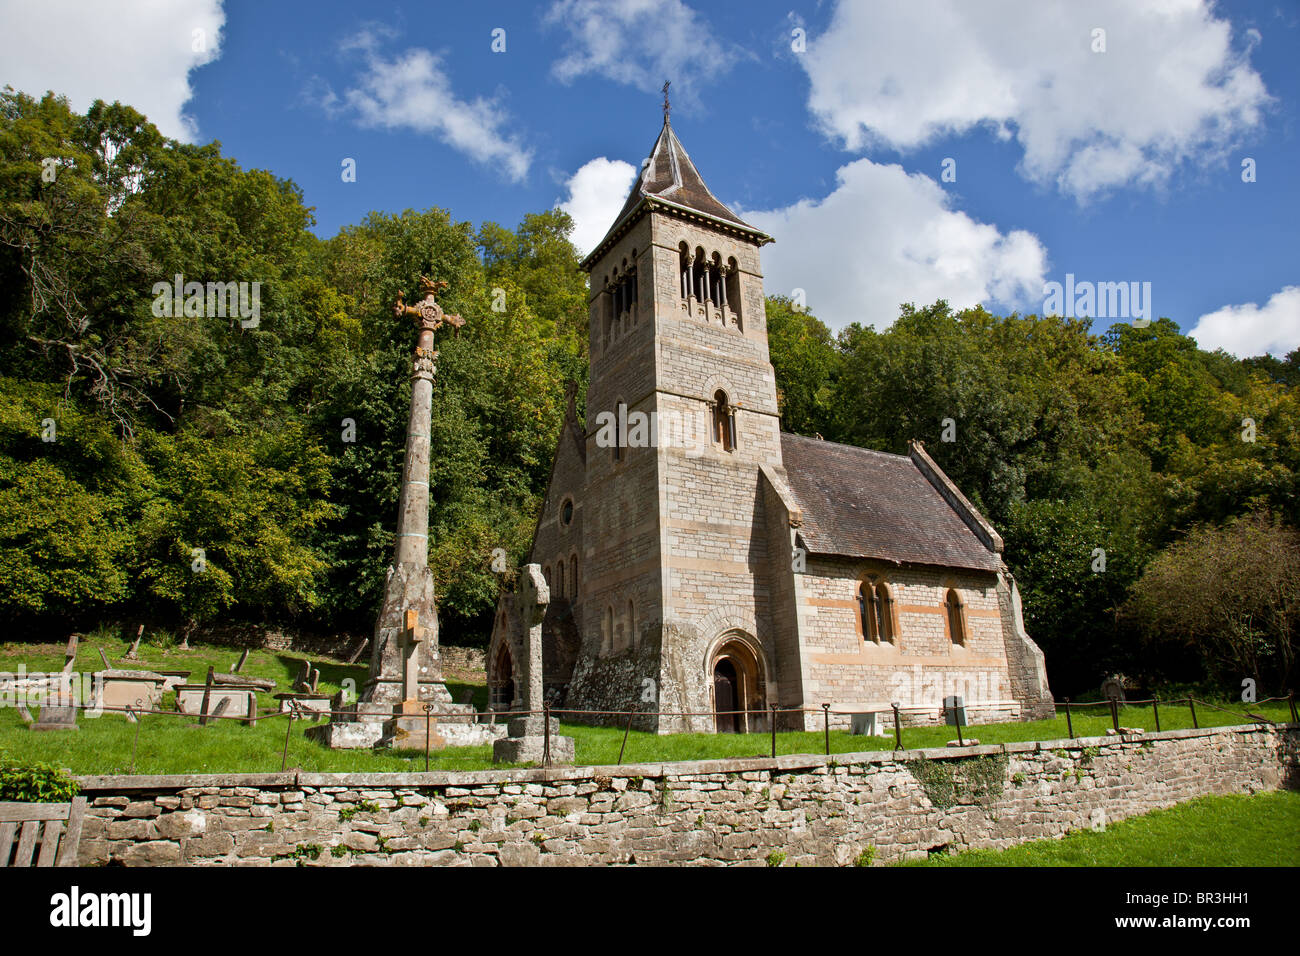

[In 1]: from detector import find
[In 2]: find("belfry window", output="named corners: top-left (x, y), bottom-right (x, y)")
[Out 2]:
top-left (712, 390), bottom-right (736, 452)
top-left (679, 246), bottom-right (734, 322)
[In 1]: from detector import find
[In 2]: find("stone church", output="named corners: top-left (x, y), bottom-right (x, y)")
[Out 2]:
top-left (486, 115), bottom-right (1053, 733)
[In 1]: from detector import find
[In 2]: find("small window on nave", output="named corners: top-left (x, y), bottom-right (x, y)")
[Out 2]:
top-left (945, 588), bottom-right (968, 646)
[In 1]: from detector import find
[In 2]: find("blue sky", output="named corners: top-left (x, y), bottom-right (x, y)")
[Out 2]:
top-left (3, 0), bottom-right (1298, 355)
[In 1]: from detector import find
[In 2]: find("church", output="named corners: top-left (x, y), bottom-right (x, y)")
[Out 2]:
top-left (486, 112), bottom-right (1054, 733)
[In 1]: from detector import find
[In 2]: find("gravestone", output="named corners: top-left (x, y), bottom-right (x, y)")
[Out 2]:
top-left (32, 673), bottom-right (79, 732)
top-left (32, 703), bottom-right (78, 731)
top-left (943, 695), bottom-right (967, 727)
top-left (125, 624), bottom-right (144, 661)
top-left (850, 712), bottom-right (887, 736)
top-left (62, 634), bottom-right (79, 674)
top-left (231, 649), bottom-right (250, 674)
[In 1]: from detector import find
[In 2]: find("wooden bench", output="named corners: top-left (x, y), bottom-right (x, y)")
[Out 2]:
top-left (0, 798), bottom-right (87, 867)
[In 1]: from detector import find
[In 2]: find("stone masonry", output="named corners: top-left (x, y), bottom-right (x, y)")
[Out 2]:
top-left (75, 723), bottom-right (1296, 866)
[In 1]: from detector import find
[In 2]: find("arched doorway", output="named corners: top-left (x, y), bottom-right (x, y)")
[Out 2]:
top-left (709, 634), bottom-right (765, 734)
top-left (713, 659), bottom-right (740, 733)
top-left (489, 642), bottom-right (515, 712)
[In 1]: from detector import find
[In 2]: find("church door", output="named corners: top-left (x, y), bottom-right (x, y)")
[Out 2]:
top-left (714, 658), bottom-right (740, 733)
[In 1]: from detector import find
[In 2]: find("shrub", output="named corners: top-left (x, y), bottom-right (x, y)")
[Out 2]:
top-left (0, 756), bottom-right (79, 803)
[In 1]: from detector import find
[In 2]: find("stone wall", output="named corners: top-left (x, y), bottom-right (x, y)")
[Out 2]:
top-left (74, 723), bottom-right (1296, 867)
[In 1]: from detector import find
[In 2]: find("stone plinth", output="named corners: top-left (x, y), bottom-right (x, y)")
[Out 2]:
top-left (492, 716), bottom-right (575, 765)
top-left (307, 700), bottom-right (505, 750)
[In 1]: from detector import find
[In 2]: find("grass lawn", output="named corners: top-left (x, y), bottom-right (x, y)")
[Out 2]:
top-left (0, 633), bottom-right (1291, 775)
top-left (905, 791), bottom-right (1300, 866)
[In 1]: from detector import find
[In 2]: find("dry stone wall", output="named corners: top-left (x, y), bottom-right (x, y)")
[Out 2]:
top-left (75, 724), bottom-right (1297, 867)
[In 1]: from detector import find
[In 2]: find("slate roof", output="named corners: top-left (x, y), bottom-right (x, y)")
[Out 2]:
top-left (582, 119), bottom-right (769, 268)
top-left (780, 433), bottom-right (999, 572)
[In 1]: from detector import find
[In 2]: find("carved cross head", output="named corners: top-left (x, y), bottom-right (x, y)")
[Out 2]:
top-left (393, 275), bottom-right (463, 334)
top-left (516, 563), bottom-right (550, 627)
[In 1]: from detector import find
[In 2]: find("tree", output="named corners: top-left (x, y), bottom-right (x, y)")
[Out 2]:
top-left (764, 295), bottom-right (838, 436)
top-left (1123, 511), bottom-right (1300, 690)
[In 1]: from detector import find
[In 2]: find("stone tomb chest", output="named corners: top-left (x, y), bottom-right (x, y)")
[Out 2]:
top-left (93, 670), bottom-right (166, 714)
top-left (174, 682), bottom-right (260, 725)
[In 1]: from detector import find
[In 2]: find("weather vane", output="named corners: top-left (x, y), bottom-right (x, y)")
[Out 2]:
top-left (662, 80), bottom-right (670, 122)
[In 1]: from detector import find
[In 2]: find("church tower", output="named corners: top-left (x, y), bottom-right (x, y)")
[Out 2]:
top-left (565, 104), bottom-right (791, 732)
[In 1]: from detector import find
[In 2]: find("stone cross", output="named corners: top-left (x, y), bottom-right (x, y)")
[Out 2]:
top-left (401, 608), bottom-right (427, 703)
top-left (516, 564), bottom-right (550, 713)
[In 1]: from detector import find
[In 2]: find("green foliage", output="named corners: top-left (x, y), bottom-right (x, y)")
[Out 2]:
top-left (905, 754), bottom-right (1008, 810)
top-left (1124, 510), bottom-right (1300, 688)
top-left (853, 846), bottom-right (877, 867)
top-left (0, 755), bottom-right (80, 803)
top-left (765, 849), bottom-right (786, 867)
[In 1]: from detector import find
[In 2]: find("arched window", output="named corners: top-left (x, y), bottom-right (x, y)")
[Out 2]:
top-left (860, 577), bottom-right (896, 644)
top-left (945, 588), bottom-right (968, 646)
top-left (712, 390), bottom-right (736, 452)
top-left (570, 554), bottom-right (578, 599)
top-left (627, 599), bottom-right (636, 649)
top-left (857, 582), bottom-right (877, 642)
top-left (725, 257), bottom-right (742, 328)
top-left (543, 565), bottom-right (552, 590)
top-left (877, 581), bottom-right (896, 643)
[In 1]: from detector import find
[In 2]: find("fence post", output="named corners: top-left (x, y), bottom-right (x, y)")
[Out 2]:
top-left (281, 704), bottom-right (298, 772)
top-left (1289, 689), bottom-right (1297, 724)
top-left (1064, 698), bottom-right (1073, 739)
top-left (1109, 696), bottom-right (1120, 733)
top-left (424, 703), bottom-right (433, 773)
top-left (891, 702), bottom-right (903, 751)
top-left (1152, 696), bottom-right (1161, 733)
top-left (955, 703), bottom-right (964, 747)
top-left (822, 703), bottom-right (830, 756)
top-left (1188, 697), bottom-right (1198, 729)
top-left (617, 711), bottom-right (635, 765)
top-left (129, 698), bottom-right (143, 774)
top-left (770, 703), bottom-right (778, 758)
top-left (543, 703), bottom-right (552, 767)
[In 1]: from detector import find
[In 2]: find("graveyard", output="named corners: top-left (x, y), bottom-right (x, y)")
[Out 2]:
top-left (0, 632), bottom-right (1292, 778)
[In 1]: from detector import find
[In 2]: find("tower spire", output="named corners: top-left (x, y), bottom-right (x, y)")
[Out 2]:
top-left (662, 80), bottom-right (670, 124)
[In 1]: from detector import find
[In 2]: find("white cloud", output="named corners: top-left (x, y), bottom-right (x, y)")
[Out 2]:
top-left (742, 160), bottom-right (1048, 331)
top-left (544, 0), bottom-right (739, 101)
top-left (1189, 286), bottom-right (1300, 357)
top-left (333, 30), bottom-right (532, 182)
top-left (800, 0), bottom-right (1269, 200)
top-left (0, 0), bottom-right (224, 141)
top-left (558, 157), bottom-right (638, 256)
